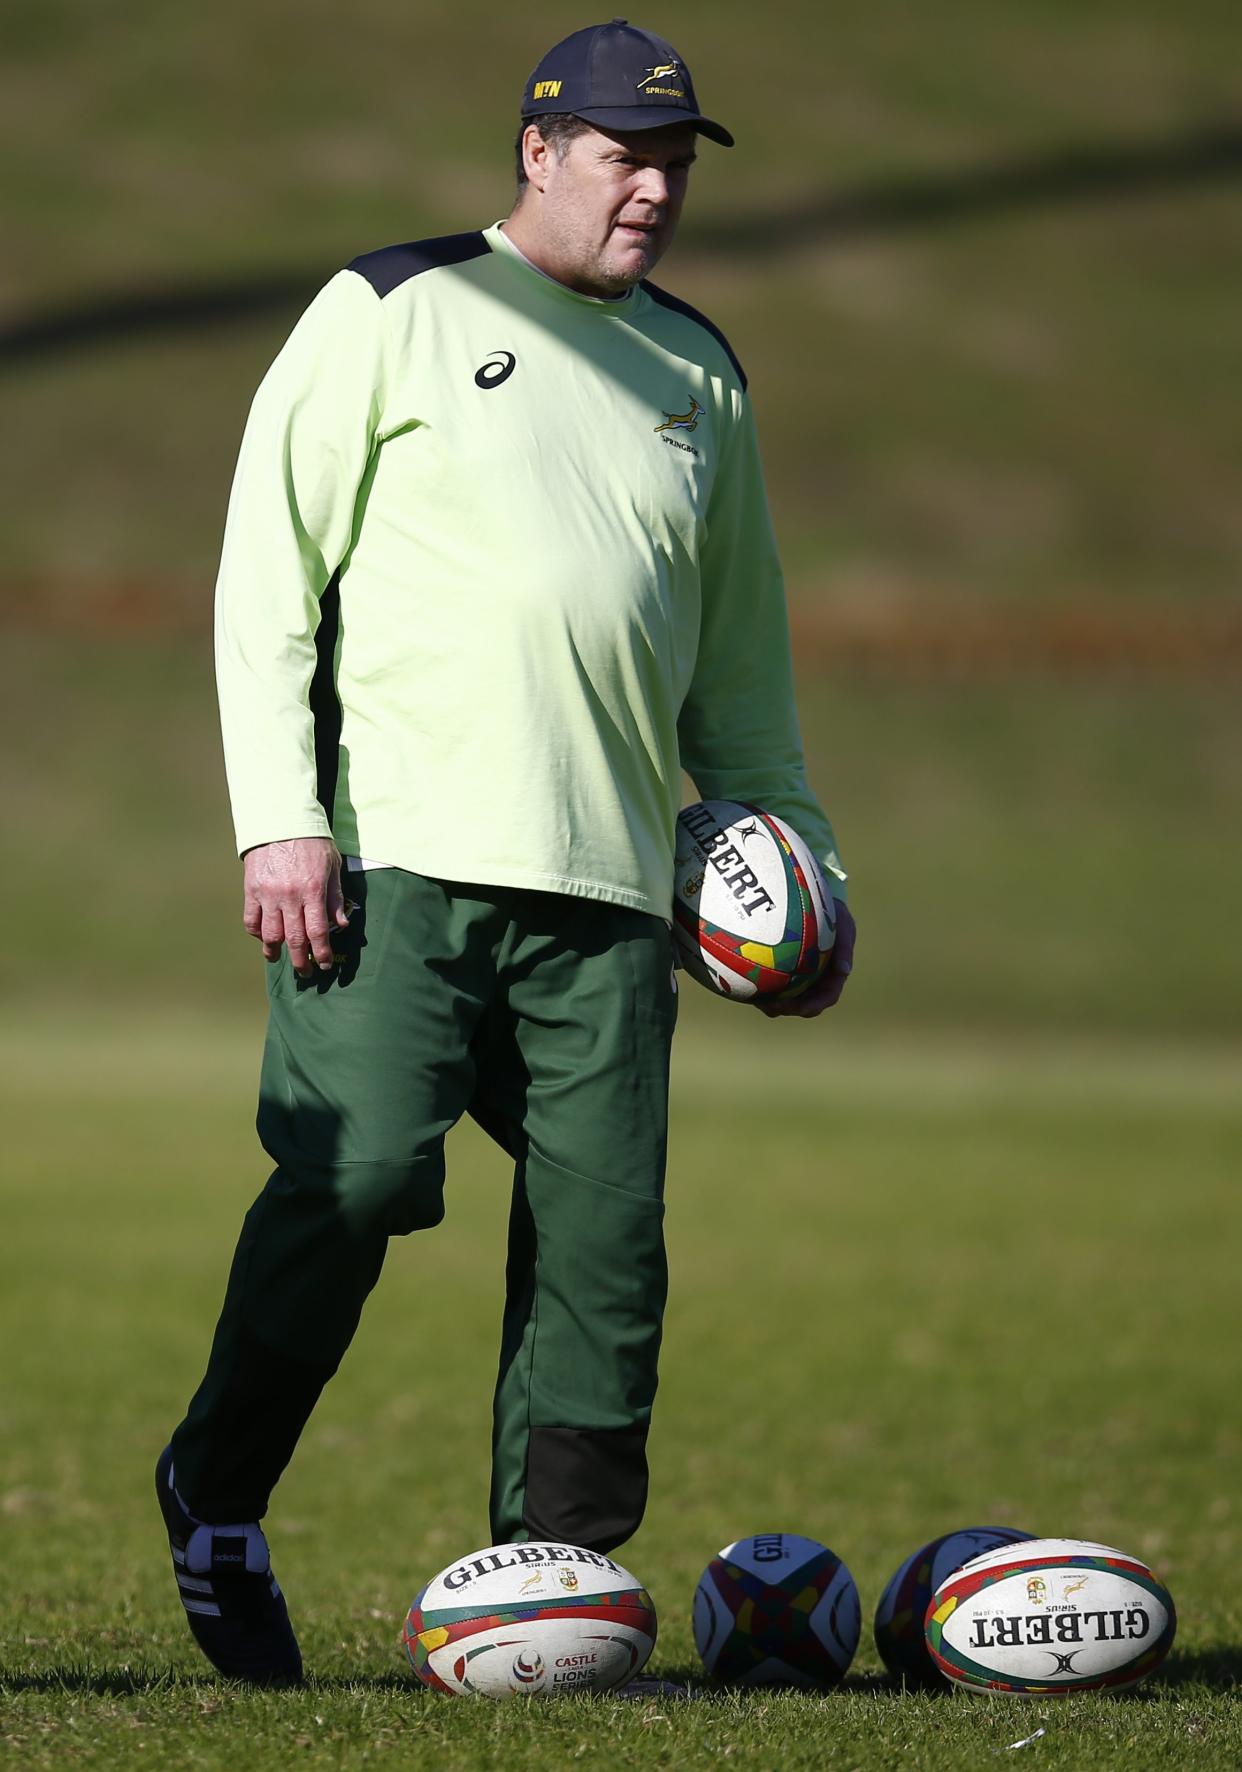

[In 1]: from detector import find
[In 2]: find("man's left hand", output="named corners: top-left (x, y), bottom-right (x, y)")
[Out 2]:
top-left (757, 898), bottom-right (855, 1019)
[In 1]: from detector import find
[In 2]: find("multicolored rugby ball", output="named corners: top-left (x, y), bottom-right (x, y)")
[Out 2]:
top-left (874, 1527), bottom-right (1034, 1685)
top-left (403, 1541), bottom-right (656, 1698)
top-left (693, 1532), bottom-right (861, 1687)
top-left (672, 800), bottom-right (836, 1001)
top-left (925, 1537), bottom-right (1176, 1695)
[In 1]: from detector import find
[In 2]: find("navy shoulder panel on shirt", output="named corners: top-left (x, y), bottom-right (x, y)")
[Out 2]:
top-left (346, 231), bottom-right (490, 298)
top-left (642, 280), bottom-right (747, 391)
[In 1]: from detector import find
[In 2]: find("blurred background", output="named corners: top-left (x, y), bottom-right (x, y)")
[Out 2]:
top-left (4, 0), bottom-right (1240, 1040)
top-left (2, 0), bottom-right (1241, 1712)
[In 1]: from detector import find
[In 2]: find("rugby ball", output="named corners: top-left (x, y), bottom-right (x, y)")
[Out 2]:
top-left (693, 1532), bottom-right (860, 1687)
top-left (925, 1537), bottom-right (1176, 1695)
top-left (874, 1527), bottom-right (1034, 1685)
top-left (672, 800), bottom-right (836, 1001)
top-left (403, 1541), bottom-right (656, 1698)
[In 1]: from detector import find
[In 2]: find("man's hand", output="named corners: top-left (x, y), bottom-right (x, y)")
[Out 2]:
top-left (242, 837), bottom-right (350, 976)
top-left (757, 898), bottom-right (855, 1019)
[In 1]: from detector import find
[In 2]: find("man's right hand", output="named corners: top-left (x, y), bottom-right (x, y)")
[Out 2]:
top-left (242, 837), bottom-right (350, 976)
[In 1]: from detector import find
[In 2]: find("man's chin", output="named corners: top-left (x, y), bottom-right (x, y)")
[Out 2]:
top-left (599, 241), bottom-right (663, 290)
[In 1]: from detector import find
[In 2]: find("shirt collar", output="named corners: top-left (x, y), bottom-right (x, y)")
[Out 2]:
top-left (491, 223), bottom-right (635, 307)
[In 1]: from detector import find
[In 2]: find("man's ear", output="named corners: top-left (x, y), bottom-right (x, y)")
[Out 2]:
top-left (521, 124), bottom-right (553, 194)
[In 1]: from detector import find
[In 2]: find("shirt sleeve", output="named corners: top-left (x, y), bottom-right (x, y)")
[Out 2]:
top-left (678, 388), bottom-right (848, 899)
top-left (213, 268), bottom-right (388, 855)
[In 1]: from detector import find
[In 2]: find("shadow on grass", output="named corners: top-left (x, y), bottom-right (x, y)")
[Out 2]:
top-left (869, 1646), bottom-right (1242, 1700)
top-left (1138, 1647), bottom-right (1241, 1692)
top-left (0, 1667), bottom-right (414, 1698)
top-left (1, 1668), bottom-right (214, 1697)
top-left (0, 1664), bottom-right (883, 1701)
top-left (4, 1649), bottom-right (1236, 1700)
top-left (3, 119), bottom-right (1241, 369)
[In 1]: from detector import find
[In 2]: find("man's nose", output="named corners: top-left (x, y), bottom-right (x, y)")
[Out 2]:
top-left (633, 166), bottom-right (670, 208)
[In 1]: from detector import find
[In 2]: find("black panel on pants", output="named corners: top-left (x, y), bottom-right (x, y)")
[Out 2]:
top-left (522, 1425), bottom-right (650, 1555)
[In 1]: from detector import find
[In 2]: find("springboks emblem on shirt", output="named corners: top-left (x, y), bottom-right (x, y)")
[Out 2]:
top-left (654, 397), bottom-right (704, 435)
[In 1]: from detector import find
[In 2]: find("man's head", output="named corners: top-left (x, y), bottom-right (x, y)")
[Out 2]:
top-left (510, 116), bottom-right (697, 295)
top-left (504, 19), bottom-right (731, 298)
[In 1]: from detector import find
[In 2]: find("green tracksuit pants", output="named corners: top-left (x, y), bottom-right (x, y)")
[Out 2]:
top-left (170, 871), bottom-right (678, 1553)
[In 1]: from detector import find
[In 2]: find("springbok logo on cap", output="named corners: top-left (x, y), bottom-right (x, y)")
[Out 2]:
top-left (638, 62), bottom-right (685, 96)
top-left (520, 20), bottom-right (734, 147)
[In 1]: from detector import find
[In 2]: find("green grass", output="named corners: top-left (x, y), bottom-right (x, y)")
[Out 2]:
top-left (8, 630), bottom-right (1241, 1040)
top-left (3, 1), bottom-right (1241, 600)
top-left (2, 1014), bottom-right (1239, 1767)
top-left (8, 0), bottom-right (1238, 299)
top-left (4, 6), bottom-right (1239, 1760)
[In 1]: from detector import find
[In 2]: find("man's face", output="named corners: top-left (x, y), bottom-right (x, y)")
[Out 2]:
top-left (524, 121), bottom-right (698, 296)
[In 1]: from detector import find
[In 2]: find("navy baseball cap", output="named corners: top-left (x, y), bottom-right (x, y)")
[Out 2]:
top-left (521, 18), bottom-right (734, 148)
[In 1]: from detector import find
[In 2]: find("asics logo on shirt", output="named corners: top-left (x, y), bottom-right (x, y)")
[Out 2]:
top-left (475, 351), bottom-right (517, 389)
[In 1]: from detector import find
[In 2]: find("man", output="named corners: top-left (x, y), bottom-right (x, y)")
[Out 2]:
top-left (157, 17), bottom-right (854, 1685)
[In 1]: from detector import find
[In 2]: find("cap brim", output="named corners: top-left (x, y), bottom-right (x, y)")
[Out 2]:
top-left (555, 105), bottom-right (735, 148)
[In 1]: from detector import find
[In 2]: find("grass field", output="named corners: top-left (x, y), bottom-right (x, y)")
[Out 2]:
top-left (3, 1), bottom-right (1239, 1761)
top-left (8, 629), bottom-right (1241, 1037)
top-left (5, 639), bottom-right (1239, 1765)
top-left (3, 1010), bottom-right (1240, 1768)
top-left (5, 1), bottom-right (1242, 603)
top-left (4, 642), bottom-right (1239, 1770)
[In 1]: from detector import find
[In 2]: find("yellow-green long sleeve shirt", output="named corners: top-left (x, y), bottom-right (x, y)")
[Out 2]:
top-left (214, 222), bottom-right (845, 917)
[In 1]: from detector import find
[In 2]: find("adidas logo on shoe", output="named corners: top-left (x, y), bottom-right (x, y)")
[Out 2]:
top-left (156, 1446), bottom-right (302, 1685)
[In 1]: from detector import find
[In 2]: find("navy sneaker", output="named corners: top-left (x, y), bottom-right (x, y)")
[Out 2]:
top-left (155, 1446), bottom-right (303, 1685)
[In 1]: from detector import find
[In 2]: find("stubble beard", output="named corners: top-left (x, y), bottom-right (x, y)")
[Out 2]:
top-left (589, 227), bottom-right (669, 294)
top-left (543, 203), bottom-right (670, 296)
